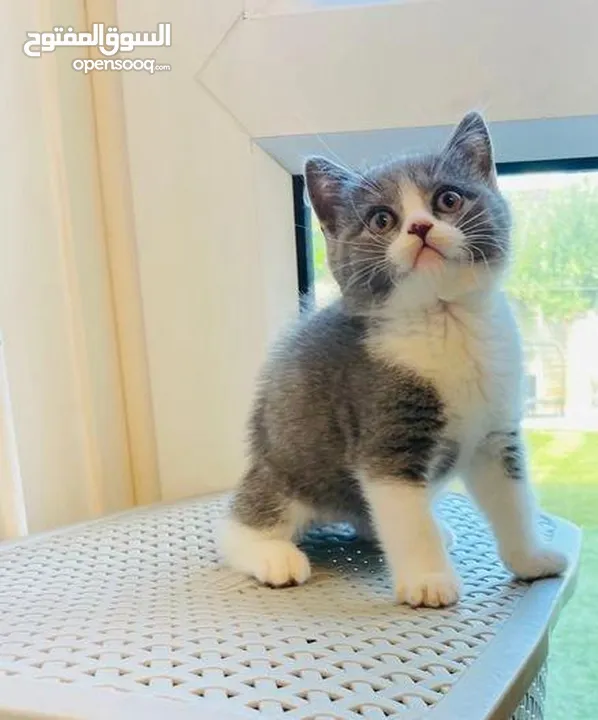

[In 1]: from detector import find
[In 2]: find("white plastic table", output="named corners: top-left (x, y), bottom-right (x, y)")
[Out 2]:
top-left (0, 494), bottom-right (580, 720)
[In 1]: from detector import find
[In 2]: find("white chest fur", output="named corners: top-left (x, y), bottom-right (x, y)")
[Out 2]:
top-left (367, 294), bottom-right (523, 453)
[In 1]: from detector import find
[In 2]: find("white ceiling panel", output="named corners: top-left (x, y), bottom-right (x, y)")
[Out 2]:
top-left (200, 0), bottom-right (598, 139)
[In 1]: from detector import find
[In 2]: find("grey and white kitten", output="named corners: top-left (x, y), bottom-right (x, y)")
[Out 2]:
top-left (220, 112), bottom-right (567, 607)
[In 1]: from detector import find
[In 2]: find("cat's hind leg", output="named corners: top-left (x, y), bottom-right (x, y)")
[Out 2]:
top-left (464, 431), bottom-right (567, 580)
top-left (219, 462), bottom-right (312, 587)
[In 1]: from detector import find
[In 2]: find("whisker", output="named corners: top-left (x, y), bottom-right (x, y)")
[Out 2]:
top-left (366, 260), bottom-right (390, 295)
top-left (343, 266), bottom-right (376, 295)
top-left (343, 256), bottom-right (390, 296)
top-left (468, 236), bottom-right (508, 248)
top-left (465, 236), bottom-right (509, 248)
top-left (467, 235), bottom-right (509, 250)
top-left (470, 244), bottom-right (506, 267)
top-left (459, 245), bottom-right (475, 270)
top-left (458, 207), bottom-right (492, 232)
top-left (341, 237), bottom-right (389, 251)
top-left (330, 253), bottom-right (388, 278)
top-left (332, 255), bottom-right (387, 273)
top-left (458, 246), bottom-right (485, 289)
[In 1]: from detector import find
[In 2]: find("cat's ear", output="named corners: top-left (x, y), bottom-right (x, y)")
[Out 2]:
top-left (441, 112), bottom-right (498, 188)
top-left (304, 157), bottom-right (354, 234)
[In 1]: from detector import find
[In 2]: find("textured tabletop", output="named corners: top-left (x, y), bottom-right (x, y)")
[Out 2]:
top-left (0, 494), bottom-right (579, 720)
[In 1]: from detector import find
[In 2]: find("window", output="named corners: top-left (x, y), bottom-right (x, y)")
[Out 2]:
top-left (295, 161), bottom-right (598, 719)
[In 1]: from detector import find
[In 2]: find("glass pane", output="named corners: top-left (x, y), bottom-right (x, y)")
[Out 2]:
top-left (502, 170), bottom-right (598, 720)
top-left (308, 168), bottom-right (598, 718)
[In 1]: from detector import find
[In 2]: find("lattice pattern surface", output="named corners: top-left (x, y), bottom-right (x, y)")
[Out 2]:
top-left (512, 664), bottom-right (547, 720)
top-left (0, 494), bottom-right (565, 719)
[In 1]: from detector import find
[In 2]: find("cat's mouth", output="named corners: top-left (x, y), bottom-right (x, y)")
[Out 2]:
top-left (413, 242), bottom-right (447, 270)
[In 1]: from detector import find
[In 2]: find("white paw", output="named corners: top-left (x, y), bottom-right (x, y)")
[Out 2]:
top-left (252, 540), bottom-right (312, 587)
top-left (505, 546), bottom-right (568, 581)
top-left (219, 518), bottom-right (312, 588)
top-left (395, 568), bottom-right (461, 608)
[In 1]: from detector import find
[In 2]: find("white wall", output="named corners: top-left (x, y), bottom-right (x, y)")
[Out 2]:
top-left (117, 1), bottom-right (298, 500)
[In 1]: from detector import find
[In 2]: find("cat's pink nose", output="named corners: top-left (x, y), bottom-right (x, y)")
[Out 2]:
top-left (408, 222), bottom-right (433, 241)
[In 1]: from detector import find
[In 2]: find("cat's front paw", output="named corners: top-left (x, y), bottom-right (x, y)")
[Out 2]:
top-left (504, 546), bottom-right (567, 581)
top-left (395, 568), bottom-right (461, 608)
top-left (252, 540), bottom-right (312, 588)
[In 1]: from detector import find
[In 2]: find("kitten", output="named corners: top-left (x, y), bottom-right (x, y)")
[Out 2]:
top-left (219, 112), bottom-right (567, 607)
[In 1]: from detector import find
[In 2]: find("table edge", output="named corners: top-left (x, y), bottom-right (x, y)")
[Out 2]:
top-left (427, 516), bottom-right (581, 720)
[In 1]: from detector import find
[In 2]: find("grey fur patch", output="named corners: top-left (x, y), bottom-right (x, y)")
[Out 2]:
top-left (232, 303), bottom-right (448, 529)
top-left (500, 432), bottom-right (526, 480)
top-left (482, 430), bottom-right (526, 481)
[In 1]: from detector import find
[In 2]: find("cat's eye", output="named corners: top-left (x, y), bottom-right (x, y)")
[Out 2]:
top-left (367, 207), bottom-right (397, 234)
top-left (434, 189), bottom-right (464, 214)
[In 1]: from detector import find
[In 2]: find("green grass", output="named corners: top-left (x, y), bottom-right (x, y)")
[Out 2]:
top-left (526, 430), bottom-right (598, 719)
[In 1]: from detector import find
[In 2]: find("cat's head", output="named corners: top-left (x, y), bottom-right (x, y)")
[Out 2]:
top-left (305, 112), bottom-right (511, 312)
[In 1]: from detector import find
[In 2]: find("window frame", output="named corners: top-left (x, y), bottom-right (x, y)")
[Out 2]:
top-left (293, 175), bottom-right (315, 310)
